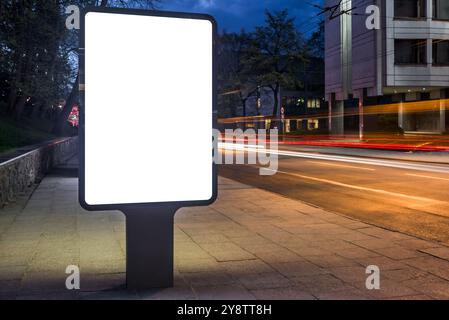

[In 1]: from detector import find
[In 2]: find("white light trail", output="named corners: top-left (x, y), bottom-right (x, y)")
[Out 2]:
top-left (219, 143), bottom-right (449, 174)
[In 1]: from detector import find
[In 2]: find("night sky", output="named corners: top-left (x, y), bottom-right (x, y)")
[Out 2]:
top-left (160, 0), bottom-right (323, 34)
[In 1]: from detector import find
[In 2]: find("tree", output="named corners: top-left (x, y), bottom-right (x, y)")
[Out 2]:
top-left (302, 19), bottom-right (324, 95)
top-left (248, 10), bottom-right (306, 118)
top-left (0, 0), bottom-right (72, 121)
top-left (307, 19), bottom-right (324, 60)
top-left (218, 31), bottom-right (261, 117)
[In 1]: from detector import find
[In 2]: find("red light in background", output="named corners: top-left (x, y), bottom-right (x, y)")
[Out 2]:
top-left (68, 105), bottom-right (79, 127)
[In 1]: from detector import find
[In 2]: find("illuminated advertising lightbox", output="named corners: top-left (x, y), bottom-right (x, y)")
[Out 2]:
top-left (79, 8), bottom-right (217, 210)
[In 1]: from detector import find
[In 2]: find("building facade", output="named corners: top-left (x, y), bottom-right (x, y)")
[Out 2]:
top-left (325, 0), bottom-right (449, 135)
top-left (281, 91), bottom-right (327, 134)
top-left (217, 88), bottom-right (326, 134)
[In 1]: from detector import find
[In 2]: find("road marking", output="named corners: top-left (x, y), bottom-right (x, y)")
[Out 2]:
top-left (405, 173), bottom-right (449, 182)
top-left (307, 160), bottom-right (376, 171)
top-left (262, 168), bottom-right (444, 204)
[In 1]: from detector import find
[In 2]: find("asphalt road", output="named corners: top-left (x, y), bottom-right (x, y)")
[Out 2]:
top-left (218, 147), bottom-right (449, 245)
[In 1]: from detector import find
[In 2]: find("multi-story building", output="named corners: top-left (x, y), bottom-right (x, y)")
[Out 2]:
top-left (325, 0), bottom-right (449, 135)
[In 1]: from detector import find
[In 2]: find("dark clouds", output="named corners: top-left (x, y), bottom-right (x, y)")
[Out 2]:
top-left (160, 0), bottom-right (323, 34)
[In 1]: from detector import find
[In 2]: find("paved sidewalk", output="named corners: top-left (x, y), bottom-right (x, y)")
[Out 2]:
top-left (2, 173), bottom-right (449, 300)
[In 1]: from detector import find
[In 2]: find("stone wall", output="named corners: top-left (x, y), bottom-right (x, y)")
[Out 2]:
top-left (0, 137), bottom-right (78, 207)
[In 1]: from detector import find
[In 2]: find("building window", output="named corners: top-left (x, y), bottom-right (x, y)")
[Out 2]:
top-left (285, 120), bottom-right (291, 133)
top-left (395, 0), bottom-right (426, 18)
top-left (395, 39), bottom-right (427, 65)
top-left (265, 119), bottom-right (271, 129)
top-left (433, 0), bottom-right (449, 19)
top-left (307, 119), bottom-right (319, 130)
top-left (307, 98), bottom-right (321, 109)
top-left (433, 40), bottom-right (449, 65)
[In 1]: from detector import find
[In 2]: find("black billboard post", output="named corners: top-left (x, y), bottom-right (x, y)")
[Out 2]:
top-left (79, 7), bottom-right (217, 290)
top-left (125, 206), bottom-right (177, 289)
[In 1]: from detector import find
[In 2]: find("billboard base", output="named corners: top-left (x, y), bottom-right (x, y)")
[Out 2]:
top-left (124, 207), bottom-right (177, 290)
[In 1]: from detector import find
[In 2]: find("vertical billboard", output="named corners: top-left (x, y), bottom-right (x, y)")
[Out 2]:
top-left (80, 8), bottom-right (217, 210)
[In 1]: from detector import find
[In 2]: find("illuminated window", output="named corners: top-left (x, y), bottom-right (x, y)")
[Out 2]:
top-left (265, 119), bottom-right (271, 129)
top-left (307, 99), bottom-right (321, 109)
top-left (307, 119), bottom-right (319, 130)
top-left (285, 121), bottom-right (290, 133)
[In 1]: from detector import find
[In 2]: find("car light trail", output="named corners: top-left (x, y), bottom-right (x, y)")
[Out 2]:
top-left (306, 160), bottom-right (376, 171)
top-left (218, 136), bottom-right (449, 152)
top-left (218, 143), bottom-right (449, 174)
top-left (405, 173), bottom-right (449, 182)
top-left (279, 140), bottom-right (449, 152)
